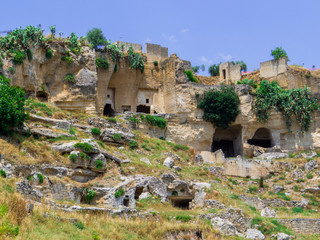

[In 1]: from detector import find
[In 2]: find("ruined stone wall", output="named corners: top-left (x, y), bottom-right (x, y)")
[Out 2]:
top-left (219, 62), bottom-right (241, 84)
top-left (145, 43), bottom-right (168, 62)
top-left (113, 41), bottom-right (142, 52)
top-left (277, 219), bottom-right (320, 234)
top-left (260, 57), bottom-right (287, 79)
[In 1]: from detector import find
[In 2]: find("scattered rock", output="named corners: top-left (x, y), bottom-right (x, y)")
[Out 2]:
top-left (301, 151), bottom-right (317, 159)
top-left (148, 177), bottom-right (167, 199)
top-left (30, 128), bottom-right (71, 138)
top-left (256, 152), bottom-right (288, 160)
top-left (261, 207), bottom-right (276, 218)
top-left (277, 233), bottom-right (290, 240)
top-left (245, 229), bottom-right (265, 240)
top-left (139, 192), bottom-right (151, 200)
top-left (140, 158), bottom-right (151, 165)
top-left (163, 157), bottom-right (174, 168)
top-left (274, 185), bottom-right (285, 194)
top-left (30, 114), bottom-right (71, 130)
top-left (173, 166), bottom-right (181, 171)
top-left (211, 217), bottom-right (238, 236)
top-left (291, 169), bottom-right (304, 180)
top-left (194, 154), bottom-right (203, 165)
top-left (208, 166), bottom-right (226, 178)
top-left (304, 160), bottom-right (318, 172)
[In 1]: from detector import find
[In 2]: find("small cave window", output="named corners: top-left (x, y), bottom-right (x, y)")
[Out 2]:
top-left (136, 105), bottom-right (150, 114)
top-left (146, 98), bottom-right (149, 104)
top-left (107, 94), bottom-right (110, 98)
top-left (248, 128), bottom-right (273, 148)
top-left (222, 69), bottom-right (226, 79)
top-left (123, 197), bottom-right (129, 207)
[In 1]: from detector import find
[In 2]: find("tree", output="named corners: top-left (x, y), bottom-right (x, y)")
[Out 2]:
top-left (197, 86), bottom-right (240, 129)
top-left (208, 63), bottom-right (220, 76)
top-left (200, 64), bottom-right (205, 72)
top-left (231, 60), bottom-right (247, 72)
top-left (271, 47), bottom-right (289, 61)
top-left (192, 66), bottom-right (200, 73)
top-left (49, 25), bottom-right (56, 38)
top-left (86, 28), bottom-right (107, 49)
top-left (0, 75), bottom-right (27, 134)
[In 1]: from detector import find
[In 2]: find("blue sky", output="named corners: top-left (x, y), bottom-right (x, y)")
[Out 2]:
top-left (2, 0), bottom-right (319, 74)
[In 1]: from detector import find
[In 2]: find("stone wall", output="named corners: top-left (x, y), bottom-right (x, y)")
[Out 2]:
top-left (145, 43), bottom-right (168, 62)
top-left (260, 57), bottom-right (287, 79)
top-left (113, 41), bottom-right (142, 52)
top-left (219, 62), bottom-right (241, 84)
top-left (277, 218), bottom-right (320, 234)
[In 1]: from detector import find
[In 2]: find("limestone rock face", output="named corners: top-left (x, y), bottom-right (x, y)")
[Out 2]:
top-left (30, 128), bottom-right (70, 138)
top-left (211, 217), bottom-right (238, 236)
top-left (277, 233), bottom-right (290, 240)
top-left (273, 185), bottom-right (285, 194)
top-left (305, 160), bottom-right (318, 172)
top-left (245, 229), bottom-right (265, 240)
top-left (148, 177), bottom-right (167, 199)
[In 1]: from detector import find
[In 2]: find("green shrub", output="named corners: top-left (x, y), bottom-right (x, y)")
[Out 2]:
top-left (61, 56), bottom-right (73, 64)
top-left (68, 32), bottom-right (81, 55)
top-left (69, 126), bottom-right (76, 135)
top-left (292, 207), bottom-right (304, 213)
top-left (249, 186), bottom-right (258, 193)
top-left (27, 175), bottom-right (34, 181)
top-left (305, 73), bottom-right (311, 78)
top-left (26, 49), bottom-right (33, 60)
top-left (271, 47), bottom-right (289, 61)
top-left (175, 215), bottom-right (191, 222)
top-left (114, 188), bottom-right (125, 198)
top-left (306, 172), bottom-right (313, 179)
top-left (91, 128), bottom-right (101, 135)
top-left (85, 189), bottom-right (96, 203)
top-left (237, 78), bottom-right (257, 88)
top-left (128, 46), bottom-right (144, 72)
top-left (0, 169), bottom-right (6, 178)
top-left (95, 57), bottom-right (109, 70)
top-left (145, 115), bottom-right (167, 129)
top-left (252, 80), bottom-right (318, 132)
top-left (128, 139), bottom-right (138, 149)
top-left (108, 117), bottom-right (117, 123)
top-left (37, 173), bottom-right (44, 184)
top-left (74, 221), bottom-right (85, 230)
top-left (174, 144), bottom-right (189, 150)
top-left (251, 216), bottom-right (263, 226)
top-left (141, 143), bottom-right (151, 151)
top-left (63, 73), bottom-right (76, 84)
top-left (0, 75), bottom-right (27, 134)
top-left (69, 153), bottom-right (77, 163)
top-left (230, 194), bottom-right (239, 199)
top-left (129, 115), bottom-right (140, 124)
top-left (45, 49), bottom-right (53, 59)
top-left (113, 133), bottom-right (121, 142)
top-left (184, 70), bottom-right (199, 83)
top-left (293, 185), bottom-right (301, 192)
top-left (297, 178), bottom-right (305, 183)
top-left (277, 192), bottom-right (291, 201)
top-left (9, 67), bottom-right (15, 74)
top-left (94, 160), bottom-right (104, 169)
top-left (249, 206), bottom-right (257, 211)
top-left (74, 142), bottom-right (93, 152)
top-left (26, 98), bottom-right (52, 116)
top-left (106, 43), bottom-right (124, 62)
top-left (49, 25), bottom-right (56, 38)
top-left (197, 86), bottom-right (240, 129)
top-left (86, 28), bottom-right (107, 49)
top-left (153, 61), bottom-right (158, 67)
top-left (231, 60), bottom-right (247, 72)
top-left (79, 152), bottom-right (90, 160)
top-left (13, 50), bottom-right (26, 64)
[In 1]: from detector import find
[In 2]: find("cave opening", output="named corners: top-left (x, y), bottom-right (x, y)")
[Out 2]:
top-left (248, 128), bottom-right (273, 148)
top-left (134, 187), bottom-right (144, 200)
top-left (123, 196), bottom-right (129, 207)
top-left (170, 198), bottom-right (193, 209)
top-left (103, 104), bottom-right (115, 117)
top-left (211, 125), bottom-right (242, 157)
top-left (136, 105), bottom-right (150, 114)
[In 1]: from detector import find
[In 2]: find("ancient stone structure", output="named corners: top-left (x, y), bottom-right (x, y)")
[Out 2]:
top-left (219, 62), bottom-right (241, 84)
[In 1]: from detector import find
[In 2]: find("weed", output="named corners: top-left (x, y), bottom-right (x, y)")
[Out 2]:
top-left (74, 142), bottom-right (93, 152)
top-left (74, 221), bottom-right (85, 230)
top-left (45, 49), bottom-right (53, 59)
top-left (114, 188), bottom-right (125, 198)
top-left (128, 140), bottom-right (138, 149)
top-left (0, 169), bottom-right (6, 178)
top-left (37, 173), bottom-right (44, 184)
top-left (113, 133), bottom-right (121, 142)
top-left (175, 215), bottom-right (191, 222)
top-left (91, 128), bottom-right (101, 135)
top-left (69, 153), bottom-right (77, 163)
top-left (95, 159), bottom-right (104, 169)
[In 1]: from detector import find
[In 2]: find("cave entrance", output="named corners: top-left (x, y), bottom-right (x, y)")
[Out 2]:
top-left (211, 125), bottom-right (242, 157)
top-left (248, 128), bottom-right (273, 148)
top-left (134, 187), bottom-right (144, 200)
top-left (103, 104), bottom-right (115, 117)
top-left (169, 198), bottom-right (193, 209)
top-left (123, 196), bottom-right (129, 207)
top-left (36, 91), bottom-right (48, 102)
top-left (136, 105), bottom-right (150, 114)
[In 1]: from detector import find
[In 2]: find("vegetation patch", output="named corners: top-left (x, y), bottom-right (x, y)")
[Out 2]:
top-left (45, 49), bottom-right (53, 59)
top-left (128, 46), bottom-right (144, 72)
top-left (113, 133), bottom-right (121, 142)
top-left (184, 70), bottom-right (199, 83)
top-left (0, 169), bottom-right (6, 178)
top-left (197, 86), bottom-right (240, 129)
top-left (252, 80), bottom-right (318, 132)
top-left (94, 159), bottom-right (104, 169)
top-left (128, 139), bottom-right (138, 149)
top-left (145, 115), bottom-right (167, 129)
top-left (91, 128), bottom-right (101, 135)
top-left (74, 142), bottom-right (93, 152)
top-left (114, 188), bottom-right (125, 198)
top-left (63, 73), bottom-right (76, 84)
top-left (95, 57), bottom-right (109, 70)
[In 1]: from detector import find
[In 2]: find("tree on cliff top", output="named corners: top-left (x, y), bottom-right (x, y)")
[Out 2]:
top-left (0, 75), bottom-right (27, 134)
top-left (86, 28), bottom-right (107, 49)
top-left (271, 47), bottom-right (289, 61)
top-left (208, 64), bottom-right (220, 76)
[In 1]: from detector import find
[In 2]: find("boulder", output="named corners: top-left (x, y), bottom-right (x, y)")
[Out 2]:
top-left (140, 158), bottom-right (151, 165)
top-left (90, 153), bottom-right (107, 172)
top-left (101, 128), bottom-right (134, 144)
top-left (245, 229), bottom-right (265, 240)
top-left (211, 217), bottom-right (238, 236)
top-left (273, 185), bottom-right (284, 194)
top-left (277, 233), bottom-right (290, 240)
top-left (255, 152), bottom-right (288, 160)
top-left (173, 166), bottom-right (181, 171)
top-left (52, 142), bottom-right (77, 153)
top-left (148, 177), bottom-right (167, 199)
top-left (194, 154), bottom-right (204, 165)
top-left (29, 114), bottom-right (71, 130)
top-left (208, 166), bottom-right (226, 178)
top-left (304, 160), bottom-right (318, 172)
top-left (261, 207), bottom-right (276, 218)
top-left (163, 157), bottom-right (174, 168)
top-left (138, 192), bottom-right (151, 200)
top-left (301, 151), bottom-right (317, 159)
top-left (30, 128), bottom-right (71, 138)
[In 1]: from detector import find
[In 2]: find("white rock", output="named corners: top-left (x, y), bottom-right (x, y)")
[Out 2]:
top-left (261, 207), bottom-right (276, 218)
top-left (211, 217), bottom-right (238, 236)
top-left (140, 158), bottom-right (151, 165)
top-left (245, 229), bottom-right (265, 239)
top-left (277, 233), bottom-right (290, 240)
top-left (163, 157), bottom-right (174, 168)
top-left (138, 192), bottom-right (151, 200)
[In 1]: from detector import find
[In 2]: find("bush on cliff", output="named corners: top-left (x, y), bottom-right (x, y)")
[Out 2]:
top-left (197, 86), bottom-right (240, 129)
top-left (86, 28), bottom-right (107, 49)
top-left (0, 75), bottom-right (27, 134)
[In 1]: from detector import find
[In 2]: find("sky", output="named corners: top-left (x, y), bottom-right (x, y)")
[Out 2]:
top-left (1, 0), bottom-right (320, 75)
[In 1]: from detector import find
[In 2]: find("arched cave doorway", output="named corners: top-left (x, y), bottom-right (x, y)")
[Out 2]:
top-left (103, 104), bottom-right (115, 117)
top-left (211, 125), bottom-right (242, 157)
top-left (248, 128), bottom-right (274, 148)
